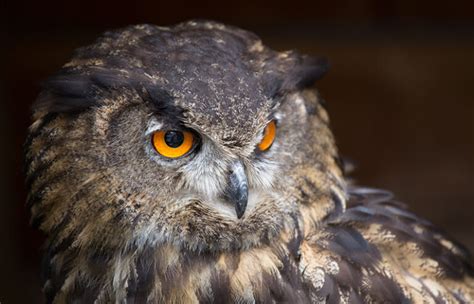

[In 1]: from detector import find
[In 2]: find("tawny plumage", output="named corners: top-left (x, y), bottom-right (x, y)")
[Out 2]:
top-left (25, 20), bottom-right (473, 303)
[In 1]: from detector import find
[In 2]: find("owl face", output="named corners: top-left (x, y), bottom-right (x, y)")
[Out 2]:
top-left (27, 21), bottom-right (342, 252)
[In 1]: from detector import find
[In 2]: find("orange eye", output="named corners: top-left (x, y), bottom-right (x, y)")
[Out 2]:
top-left (258, 120), bottom-right (276, 151)
top-left (152, 130), bottom-right (194, 158)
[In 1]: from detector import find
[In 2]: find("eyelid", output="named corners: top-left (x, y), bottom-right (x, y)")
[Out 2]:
top-left (272, 112), bottom-right (282, 123)
top-left (145, 118), bottom-right (164, 136)
top-left (146, 117), bottom-right (196, 135)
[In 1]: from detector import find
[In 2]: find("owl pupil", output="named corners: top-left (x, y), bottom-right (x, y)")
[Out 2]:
top-left (164, 131), bottom-right (184, 148)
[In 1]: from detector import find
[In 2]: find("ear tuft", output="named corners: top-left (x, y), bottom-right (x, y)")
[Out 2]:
top-left (281, 55), bottom-right (329, 90)
top-left (262, 51), bottom-right (329, 98)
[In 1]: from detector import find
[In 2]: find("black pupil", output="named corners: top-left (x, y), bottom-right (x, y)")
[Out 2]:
top-left (164, 131), bottom-right (184, 148)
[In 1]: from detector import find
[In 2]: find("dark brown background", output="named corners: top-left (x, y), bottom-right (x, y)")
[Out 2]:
top-left (1, 0), bottom-right (473, 303)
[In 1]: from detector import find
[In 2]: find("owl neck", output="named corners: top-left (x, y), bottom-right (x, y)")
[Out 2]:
top-left (44, 218), bottom-right (311, 303)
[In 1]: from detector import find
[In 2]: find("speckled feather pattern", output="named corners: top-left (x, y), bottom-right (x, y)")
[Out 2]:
top-left (25, 21), bottom-right (473, 303)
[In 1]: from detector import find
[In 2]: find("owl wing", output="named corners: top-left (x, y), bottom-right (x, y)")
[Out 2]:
top-left (300, 187), bottom-right (474, 303)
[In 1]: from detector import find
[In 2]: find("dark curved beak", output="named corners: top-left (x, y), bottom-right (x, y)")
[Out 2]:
top-left (225, 161), bottom-right (248, 219)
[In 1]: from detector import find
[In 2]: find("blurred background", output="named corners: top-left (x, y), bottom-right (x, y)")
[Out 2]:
top-left (1, 0), bottom-right (474, 302)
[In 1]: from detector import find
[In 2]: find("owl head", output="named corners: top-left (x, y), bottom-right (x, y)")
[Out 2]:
top-left (25, 21), bottom-right (344, 254)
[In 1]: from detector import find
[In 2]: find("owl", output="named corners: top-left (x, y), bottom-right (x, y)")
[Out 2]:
top-left (25, 20), bottom-right (473, 303)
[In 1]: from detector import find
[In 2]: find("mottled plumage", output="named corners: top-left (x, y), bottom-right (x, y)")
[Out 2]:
top-left (25, 20), bottom-right (473, 303)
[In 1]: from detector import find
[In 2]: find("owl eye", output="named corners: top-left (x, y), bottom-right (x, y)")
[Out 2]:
top-left (258, 120), bottom-right (276, 151)
top-left (152, 130), bottom-right (194, 158)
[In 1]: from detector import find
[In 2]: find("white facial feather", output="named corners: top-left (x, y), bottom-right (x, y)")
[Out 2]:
top-left (181, 138), bottom-right (230, 198)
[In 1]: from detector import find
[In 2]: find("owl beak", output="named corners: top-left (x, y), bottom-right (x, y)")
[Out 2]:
top-left (225, 161), bottom-right (248, 219)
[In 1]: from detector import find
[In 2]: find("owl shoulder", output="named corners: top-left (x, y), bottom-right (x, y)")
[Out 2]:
top-left (299, 187), bottom-right (474, 303)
